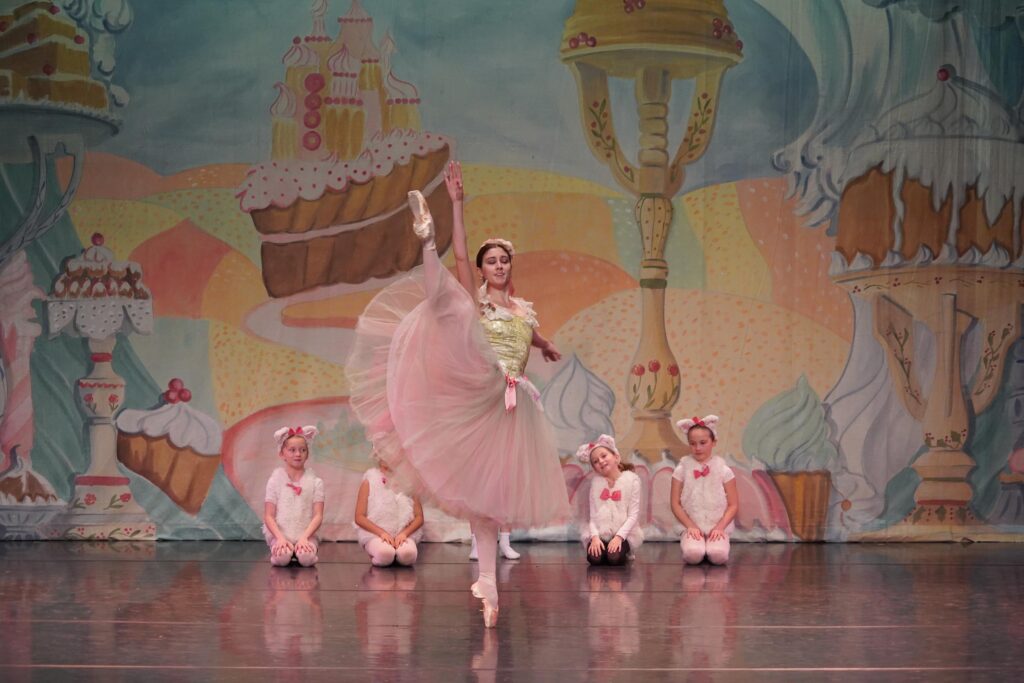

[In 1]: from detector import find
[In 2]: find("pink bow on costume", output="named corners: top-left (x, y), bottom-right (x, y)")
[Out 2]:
top-left (504, 372), bottom-right (543, 412)
top-left (286, 482), bottom-right (302, 495)
top-left (600, 488), bottom-right (622, 501)
top-left (693, 464), bottom-right (710, 479)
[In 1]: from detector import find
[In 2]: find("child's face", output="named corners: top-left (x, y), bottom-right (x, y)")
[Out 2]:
top-left (688, 427), bottom-right (715, 461)
top-left (280, 436), bottom-right (309, 469)
top-left (590, 446), bottom-right (620, 477)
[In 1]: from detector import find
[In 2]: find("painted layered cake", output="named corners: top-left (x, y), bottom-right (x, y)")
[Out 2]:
top-left (237, 0), bottom-right (453, 297)
top-left (0, 1), bottom-right (109, 112)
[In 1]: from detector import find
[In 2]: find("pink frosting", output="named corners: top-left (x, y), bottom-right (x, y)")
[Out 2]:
top-left (236, 129), bottom-right (450, 212)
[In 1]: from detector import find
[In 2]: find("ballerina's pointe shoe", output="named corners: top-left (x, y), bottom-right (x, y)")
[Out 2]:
top-left (407, 190), bottom-right (435, 245)
top-left (482, 599), bottom-right (499, 628)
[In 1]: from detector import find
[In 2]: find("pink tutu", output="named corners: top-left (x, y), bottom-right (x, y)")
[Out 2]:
top-left (347, 248), bottom-right (570, 528)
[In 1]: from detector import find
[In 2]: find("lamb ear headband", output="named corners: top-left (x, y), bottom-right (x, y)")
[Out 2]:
top-left (575, 434), bottom-right (619, 465)
top-left (676, 415), bottom-right (719, 440)
top-left (274, 425), bottom-right (319, 449)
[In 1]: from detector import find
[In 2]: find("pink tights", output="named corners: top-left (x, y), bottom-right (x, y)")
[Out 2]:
top-left (471, 519), bottom-right (499, 606)
top-left (365, 537), bottom-right (419, 566)
top-left (681, 534), bottom-right (730, 565)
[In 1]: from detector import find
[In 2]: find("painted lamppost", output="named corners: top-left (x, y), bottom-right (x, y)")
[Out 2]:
top-left (561, 0), bottom-right (742, 460)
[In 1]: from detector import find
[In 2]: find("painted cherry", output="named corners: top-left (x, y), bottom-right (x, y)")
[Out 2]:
top-left (164, 389), bottom-right (180, 404)
top-left (179, 388), bottom-right (192, 402)
top-left (74, 34), bottom-right (84, 44)
top-left (91, 233), bottom-right (104, 246)
top-left (168, 378), bottom-right (184, 391)
top-left (937, 67), bottom-right (950, 81)
top-left (26, 32), bottom-right (37, 43)
top-left (42, 64), bottom-right (55, 75)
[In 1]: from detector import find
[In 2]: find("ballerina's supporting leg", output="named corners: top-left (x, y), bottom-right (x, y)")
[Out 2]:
top-left (471, 518), bottom-right (500, 627)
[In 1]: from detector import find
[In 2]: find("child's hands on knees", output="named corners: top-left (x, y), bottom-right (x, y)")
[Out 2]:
top-left (685, 527), bottom-right (703, 541)
top-left (379, 532), bottom-right (395, 547)
top-left (607, 536), bottom-right (623, 554)
top-left (393, 532), bottom-right (409, 548)
top-left (708, 528), bottom-right (726, 542)
top-left (587, 536), bottom-right (605, 557)
top-left (272, 540), bottom-right (294, 557)
top-left (295, 537), bottom-right (314, 554)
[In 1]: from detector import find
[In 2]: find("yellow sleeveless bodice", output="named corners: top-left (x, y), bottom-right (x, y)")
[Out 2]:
top-left (480, 315), bottom-right (533, 378)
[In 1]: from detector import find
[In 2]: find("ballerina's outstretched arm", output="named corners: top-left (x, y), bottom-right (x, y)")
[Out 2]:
top-left (443, 161), bottom-right (475, 296)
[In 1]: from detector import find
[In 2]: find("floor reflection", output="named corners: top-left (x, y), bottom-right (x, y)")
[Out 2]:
top-left (263, 567), bottom-right (323, 662)
top-left (355, 566), bottom-right (420, 664)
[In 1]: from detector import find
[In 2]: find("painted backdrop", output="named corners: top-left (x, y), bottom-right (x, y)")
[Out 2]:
top-left (1, 0), bottom-right (1022, 542)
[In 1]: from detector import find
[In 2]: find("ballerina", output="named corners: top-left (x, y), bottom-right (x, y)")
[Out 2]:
top-left (348, 161), bottom-right (570, 627)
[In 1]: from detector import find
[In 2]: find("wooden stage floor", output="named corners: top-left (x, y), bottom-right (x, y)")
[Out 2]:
top-left (1, 540), bottom-right (1023, 681)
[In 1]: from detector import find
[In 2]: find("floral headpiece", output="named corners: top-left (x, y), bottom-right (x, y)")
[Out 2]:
top-left (575, 434), bottom-right (620, 465)
top-left (676, 415), bottom-right (719, 440)
top-left (479, 237), bottom-right (515, 257)
top-left (274, 425), bottom-right (319, 449)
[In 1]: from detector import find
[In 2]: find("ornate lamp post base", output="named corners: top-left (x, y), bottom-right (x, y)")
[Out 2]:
top-left (55, 475), bottom-right (155, 541)
top-left (620, 410), bottom-right (685, 461)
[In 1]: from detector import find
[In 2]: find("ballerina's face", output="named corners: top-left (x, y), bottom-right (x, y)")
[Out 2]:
top-left (479, 246), bottom-right (512, 291)
top-left (590, 446), bottom-right (621, 478)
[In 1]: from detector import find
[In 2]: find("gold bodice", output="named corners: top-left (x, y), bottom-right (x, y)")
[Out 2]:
top-left (480, 315), bottom-right (533, 378)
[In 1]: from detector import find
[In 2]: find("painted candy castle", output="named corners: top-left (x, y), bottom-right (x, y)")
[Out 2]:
top-left (237, 0), bottom-right (454, 297)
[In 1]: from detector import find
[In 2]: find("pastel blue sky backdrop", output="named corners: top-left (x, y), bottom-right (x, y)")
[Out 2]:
top-left (97, 0), bottom-right (819, 192)
top-left (90, 0), bottom-right (1024, 188)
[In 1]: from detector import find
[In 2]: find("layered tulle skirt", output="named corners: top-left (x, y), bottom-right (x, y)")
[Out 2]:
top-left (347, 249), bottom-right (570, 528)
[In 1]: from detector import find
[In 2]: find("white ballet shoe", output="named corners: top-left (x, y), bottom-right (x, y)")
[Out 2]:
top-left (498, 532), bottom-right (520, 560)
top-left (469, 533), bottom-right (478, 561)
top-left (407, 190), bottom-right (435, 249)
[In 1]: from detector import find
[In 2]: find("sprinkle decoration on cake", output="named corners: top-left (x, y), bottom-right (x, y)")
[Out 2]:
top-left (236, 0), bottom-right (454, 298)
top-left (0, 1), bottom-right (124, 116)
top-left (46, 233), bottom-right (153, 339)
top-left (116, 378), bottom-right (223, 515)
